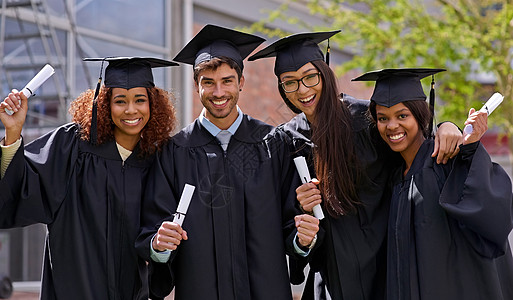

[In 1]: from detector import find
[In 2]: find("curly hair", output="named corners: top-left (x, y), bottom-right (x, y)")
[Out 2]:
top-left (69, 86), bottom-right (177, 157)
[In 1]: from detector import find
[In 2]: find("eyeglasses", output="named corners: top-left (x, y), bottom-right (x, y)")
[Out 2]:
top-left (280, 72), bottom-right (321, 93)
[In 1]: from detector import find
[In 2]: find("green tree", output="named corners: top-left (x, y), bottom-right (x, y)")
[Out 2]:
top-left (250, 0), bottom-right (513, 150)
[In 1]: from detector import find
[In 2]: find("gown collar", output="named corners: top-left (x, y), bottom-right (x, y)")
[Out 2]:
top-left (79, 137), bottom-right (152, 168)
top-left (173, 114), bottom-right (273, 148)
top-left (403, 139), bottom-right (434, 179)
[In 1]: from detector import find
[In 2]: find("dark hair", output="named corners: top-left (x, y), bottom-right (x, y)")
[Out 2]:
top-left (278, 60), bottom-right (362, 216)
top-left (369, 99), bottom-right (432, 138)
top-left (69, 86), bottom-right (176, 157)
top-left (193, 56), bottom-right (242, 83)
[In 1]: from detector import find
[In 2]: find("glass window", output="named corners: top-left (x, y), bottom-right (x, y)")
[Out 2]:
top-left (75, 0), bottom-right (166, 46)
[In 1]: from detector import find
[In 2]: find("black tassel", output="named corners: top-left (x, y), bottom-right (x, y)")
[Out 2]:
top-left (90, 78), bottom-right (101, 145)
top-left (90, 59), bottom-right (106, 145)
top-left (326, 39), bottom-right (331, 66)
top-left (428, 75), bottom-right (435, 137)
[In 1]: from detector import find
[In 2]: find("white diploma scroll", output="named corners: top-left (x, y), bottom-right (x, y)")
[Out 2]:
top-left (463, 92), bottom-right (504, 135)
top-left (172, 184), bottom-right (195, 227)
top-left (5, 64), bottom-right (55, 115)
top-left (293, 156), bottom-right (325, 220)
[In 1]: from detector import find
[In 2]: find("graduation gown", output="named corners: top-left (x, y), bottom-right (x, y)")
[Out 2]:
top-left (387, 139), bottom-right (513, 300)
top-left (277, 95), bottom-right (399, 300)
top-left (0, 123), bottom-right (151, 300)
top-left (136, 115), bottom-right (301, 300)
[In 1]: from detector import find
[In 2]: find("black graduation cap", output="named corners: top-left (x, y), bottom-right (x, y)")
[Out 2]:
top-left (352, 68), bottom-right (446, 134)
top-left (248, 30), bottom-right (340, 75)
top-left (351, 68), bottom-right (445, 107)
top-left (173, 24), bottom-right (265, 71)
top-left (83, 57), bottom-right (178, 89)
top-left (83, 56), bottom-right (177, 144)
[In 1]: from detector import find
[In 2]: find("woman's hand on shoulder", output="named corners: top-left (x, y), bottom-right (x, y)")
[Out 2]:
top-left (432, 121), bottom-right (463, 164)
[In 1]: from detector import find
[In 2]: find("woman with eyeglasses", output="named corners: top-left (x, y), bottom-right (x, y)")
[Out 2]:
top-left (249, 32), bottom-right (463, 300)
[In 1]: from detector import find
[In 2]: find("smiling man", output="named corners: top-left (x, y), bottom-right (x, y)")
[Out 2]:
top-left (135, 24), bottom-right (317, 300)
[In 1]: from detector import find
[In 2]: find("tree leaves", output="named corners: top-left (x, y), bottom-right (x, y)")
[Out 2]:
top-left (250, 0), bottom-right (513, 150)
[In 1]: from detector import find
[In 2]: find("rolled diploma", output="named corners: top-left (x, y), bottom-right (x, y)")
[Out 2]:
top-left (172, 184), bottom-right (195, 226)
top-left (463, 92), bottom-right (504, 135)
top-left (5, 64), bottom-right (55, 115)
top-left (293, 156), bottom-right (325, 220)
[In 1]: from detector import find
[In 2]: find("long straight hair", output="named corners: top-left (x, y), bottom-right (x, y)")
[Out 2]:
top-left (278, 60), bottom-right (362, 216)
top-left (310, 60), bottom-right (361, 216)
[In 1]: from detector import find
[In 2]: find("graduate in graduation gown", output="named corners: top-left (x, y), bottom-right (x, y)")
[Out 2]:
top-left (359, 67), bottom-right (513, 300)
top-left (135, 25), bottom-right (316, 300)
top-left (0, 57), bottom-right (177, 300)
top-left (249, 33), bottom-right (463, 300)
top-left (278, 94), bottom-right (396, 300)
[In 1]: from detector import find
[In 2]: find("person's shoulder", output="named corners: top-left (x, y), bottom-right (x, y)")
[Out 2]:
top-left (279, 113), bottom-right (309, 135)
top-left (170, 118), bottom-right (213, 148)
top-left (235, 114), bottom-right (273, 142)
top-left (341, 93), bottom-right (370, 116)
top-left (340, 94), bottom-right (373, 132)
top-left (28, 122), bottom-right (80, 143)
top-left (244, 114), bottom-right (273, 130)
top-left (173, 119), bottom-right (199, 140)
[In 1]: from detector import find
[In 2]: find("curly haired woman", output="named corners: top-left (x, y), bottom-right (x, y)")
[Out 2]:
top-left (0, 57), bottom-right (177, 300)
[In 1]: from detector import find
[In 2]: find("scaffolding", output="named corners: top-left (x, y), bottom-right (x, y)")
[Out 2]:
top-left (0, 0), bottom-right (178, 287)
top-left (0, 0), bottom-right (73, 128)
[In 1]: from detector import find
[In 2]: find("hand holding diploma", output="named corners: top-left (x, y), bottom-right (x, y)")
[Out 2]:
top-left (463, 92), bottom-right (503, 135)
top-left (152, 184), bottom-right (195, 252)
top-left (1, 90), bottom-right (28, 146)
top-left (462, 107), bottom-right (488, 145)
top-left (4, 64), bottom-right (55, 115)
top-left (294, 156), bottom-right (325, 220)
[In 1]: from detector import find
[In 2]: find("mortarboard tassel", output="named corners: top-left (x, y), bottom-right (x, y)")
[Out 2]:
top-left (326, 39), bottom-right (331, 66)
top-left (428, 75), bottom-right (435, 137)
top-left (90, 59), bottom-right (106, 145)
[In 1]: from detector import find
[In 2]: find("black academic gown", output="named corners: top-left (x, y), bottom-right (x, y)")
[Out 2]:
top-left (136, 115), bottom-right (301, 300)
top-left (0, 123), bottom-right (151, 300)
top-left (277, 95), bottom-right (399, 300)
top-left (387, 139), bottom-right (513, 300)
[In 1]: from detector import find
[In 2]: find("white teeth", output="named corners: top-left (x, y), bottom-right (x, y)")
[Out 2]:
top-left (213, 99), bottom-right (228, 105)
top-left (389, 133), bottom-right (405, 140)
top-left (299, 95), bottom-right (315, 103)
top-left (124, 118), bottom-right (140, 124)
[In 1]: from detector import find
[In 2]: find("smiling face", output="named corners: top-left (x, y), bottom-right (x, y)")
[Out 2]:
top-left (110, 87), bottom-right (150, 150)
top-left (195, 63), bottom-right (243, 129)
top-left (279, 62), bottom-right (322, 122)
top-left (375, 102), bottom-right (425, 165)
